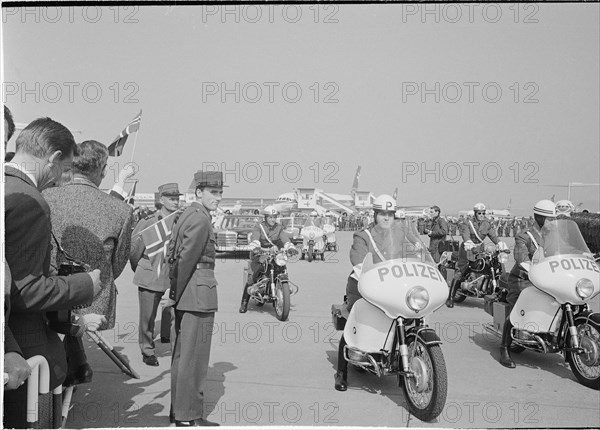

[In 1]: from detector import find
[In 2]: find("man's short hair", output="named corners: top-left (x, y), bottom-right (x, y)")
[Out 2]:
top-left (4, 105), bottom-right (15, 142)
top-left (15, 117), bottom-right (77, 159)
top-left (72, 140), bottom-right (108, 176)
top-left (431, 205), bottom-right (441, 213)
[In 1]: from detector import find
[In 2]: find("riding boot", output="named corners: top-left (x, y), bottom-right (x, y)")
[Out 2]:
top-left (499, 319), bottom-right (516, 368)
top-left (335, 336), bottom-right (348, 391)
top-left (239, 282), bottom-right (250, 313)
top-left (445, 279), bottom-right (459, 308)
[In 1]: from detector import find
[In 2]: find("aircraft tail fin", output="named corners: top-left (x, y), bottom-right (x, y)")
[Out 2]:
top-left (350, 166), bottom-right (361, 200)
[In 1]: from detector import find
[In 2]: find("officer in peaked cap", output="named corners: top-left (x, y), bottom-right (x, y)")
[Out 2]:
top-left (130, 183), bottom-right (183, 367)
top-left (168, 171), bottom-right (225, 426)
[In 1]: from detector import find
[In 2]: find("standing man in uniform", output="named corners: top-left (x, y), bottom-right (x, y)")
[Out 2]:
top-left (130, 183), bottom-right (182, 366)
top-left (168, 171), bottom-right (224, 427)
top-left (445, 203), bottom-right (507, 308)
top-left (424, 205), bottom-right (448, 263)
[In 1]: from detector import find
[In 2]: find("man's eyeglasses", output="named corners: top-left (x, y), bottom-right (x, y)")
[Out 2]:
top-left (475, 211), bottom-right (486, 215)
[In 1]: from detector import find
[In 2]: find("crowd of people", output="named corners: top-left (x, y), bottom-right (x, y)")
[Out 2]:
top-left (3, 107), bottom-right (223, 427)
top-left (3, 105), bottom-right (594, 427)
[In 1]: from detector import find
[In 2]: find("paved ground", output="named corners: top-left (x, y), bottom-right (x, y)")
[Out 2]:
top-left (66, 232), bottom-right (600, 428)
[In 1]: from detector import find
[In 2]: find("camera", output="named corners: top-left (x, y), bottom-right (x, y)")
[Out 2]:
top-left (47, 261), bottom-right (92, 335)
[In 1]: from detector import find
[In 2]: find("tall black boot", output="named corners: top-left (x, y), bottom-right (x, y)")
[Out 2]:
top-left (499, 319), bottom-right (516, 368)
top-left (445, 279), bottom-right (459, 308)
top-left (335, 336), bottom-right (348, 391)
top-left (239, 282), bottom-right (250, 313)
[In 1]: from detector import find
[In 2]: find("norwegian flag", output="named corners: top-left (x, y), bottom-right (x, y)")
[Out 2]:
top-left (107, 110), bottom-right (142, 157)
top-left (139, 211), bottom-right (178, 277)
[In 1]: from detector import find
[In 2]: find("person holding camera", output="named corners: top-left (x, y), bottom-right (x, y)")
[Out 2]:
top-left (4, 118), bottom-right (102, 428)
top-left (43, 140), bottom-right (133, 386)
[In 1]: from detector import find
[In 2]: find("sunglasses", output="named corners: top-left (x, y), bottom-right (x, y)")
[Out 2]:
top-left (475, 211), bottom-right (486, 215)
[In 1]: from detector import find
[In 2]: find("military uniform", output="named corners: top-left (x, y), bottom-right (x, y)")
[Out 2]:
top-left (169, 172), bottom-right (224, 426)
top-left (130, 183), bottom-right (182, 363)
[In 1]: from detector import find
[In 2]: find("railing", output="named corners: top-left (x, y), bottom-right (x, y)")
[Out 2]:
top-left (25, 355), bottom-right (63, 429)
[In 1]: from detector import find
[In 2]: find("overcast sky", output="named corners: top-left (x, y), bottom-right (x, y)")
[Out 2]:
top-left (3, 3), bottom-right (599, 215)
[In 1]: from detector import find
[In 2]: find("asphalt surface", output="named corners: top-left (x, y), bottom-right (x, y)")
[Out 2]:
top-left (66, 232), bottom-right (600, 428)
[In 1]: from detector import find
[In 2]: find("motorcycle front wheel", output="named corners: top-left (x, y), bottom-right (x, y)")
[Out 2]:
top-left (273, 279), bottom-right (291, 321)
top-left (566, 313), bottom-right (600, 390)
top-left (307, 244), bottom-right (314, 262)
top-left (401, 339), bottom-right (448, 422)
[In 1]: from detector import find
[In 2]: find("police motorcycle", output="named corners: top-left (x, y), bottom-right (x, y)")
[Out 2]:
top-left (484, 218), bottom-right (600, 389)
top-left (300, 211), bottom-right (326, 262)
top-left (243, 246), bottom-right (298, 321)
top-left (332, 222), bottom-right (449, 421)
top-left (444, 242), bottom-right (511, 304)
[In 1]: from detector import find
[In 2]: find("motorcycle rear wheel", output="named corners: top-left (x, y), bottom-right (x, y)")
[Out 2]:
top-left (401, 339), bottom-right (448, 422)
top-left (567, 313), bottom-right (600, 390)
top-left (273, 279), bottom-right (291, 321)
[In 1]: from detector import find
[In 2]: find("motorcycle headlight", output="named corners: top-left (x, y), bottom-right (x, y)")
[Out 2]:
top-left (275, 253), bottom-right (288, 266)
top-left (575, 278), bottom-right (594, 299)
top-left (499, 252), bottom-right (508, 264)
top-left (406, 286), bottom-right (429, 312)
top-left (309, 232), bottom-right (315, 240)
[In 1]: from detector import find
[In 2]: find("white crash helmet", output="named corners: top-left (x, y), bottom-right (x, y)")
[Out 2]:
top-left (372, 194), bottom-right (397, 212)
top-left (310, 210), bottom-right (318, 217)
top-left (533, 200), bottom-right (556, 217)
top-left (473, 202), bottom-right (486, 212)
top-left (395, 209), bottom-right (406, 219)
top-left (556, 200), bottom-right (575, 215)
top-left (262, 205), bottom-right (280, 217)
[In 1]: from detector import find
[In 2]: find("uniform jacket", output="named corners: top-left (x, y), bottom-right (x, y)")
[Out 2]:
top-left (250, 221), bottom-right (290, 249)
top-left (428, 216), bottom-right (448, 253)
top-left (130, 209), bottom-right (177, 292)
top-left (350, 224), bottom-right (398, 266)
top-left (458, 217), bottom-right (499, 246)
top-left (43, 177), bottom-right (133, 330)
top-left (4, 166), bottom-right (93, 387)
top-left (509, 225), bottom-right (542, 279)
top-left (170, 202), bottom-right (218, 312)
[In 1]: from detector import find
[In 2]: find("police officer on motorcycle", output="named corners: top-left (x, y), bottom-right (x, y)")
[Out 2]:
top-left (239, 206), bottom-right (297, 313)
top-left (446, 202), bottom-right (507, 308)
top-left (556, 200), bottom-right (575, 217)
top-left (335, 194), bottom-right (402, 391)
top-left (499, 200), bottom-right (556, 368)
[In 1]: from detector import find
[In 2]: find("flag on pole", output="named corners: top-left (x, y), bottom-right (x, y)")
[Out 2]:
top-left (108, 110), bottom-right (142, 157)
top-left (139, 211), bottom-right (178, 277)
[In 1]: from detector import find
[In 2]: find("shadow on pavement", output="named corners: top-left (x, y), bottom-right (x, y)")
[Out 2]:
top-left (470, 331), bottom-right (577, 384)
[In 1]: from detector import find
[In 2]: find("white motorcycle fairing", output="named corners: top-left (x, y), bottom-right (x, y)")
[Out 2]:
top-left (528, 255), bottom-right (600, 305)
top-left (358, 254), bottom-right (448, 319)
top-left (510, 287), bottom-right (562, 333)
top-left (344, 298), bottom-right (395, 353)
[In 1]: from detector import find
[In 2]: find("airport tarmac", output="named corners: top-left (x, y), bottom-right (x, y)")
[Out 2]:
top-left (66, 232), bottom-right (600, 428)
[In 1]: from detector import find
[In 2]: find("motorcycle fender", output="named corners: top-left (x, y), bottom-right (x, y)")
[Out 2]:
top-left (277, 273), bottom-right (288, 282)
top-left (406, 328), bottom-right (442, 346)
top-left (510, 287), bottom-right (561, 333)
top-left (344, 299), bottom-right (395, 353)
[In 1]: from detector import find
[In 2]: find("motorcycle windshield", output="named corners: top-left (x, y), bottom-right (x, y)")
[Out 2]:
top-left (533, 218), bottom-right (591, 263)
top-left (383, 221), bottom-right (435, 264)
top-left (304, 217), bottom-right (324, 229)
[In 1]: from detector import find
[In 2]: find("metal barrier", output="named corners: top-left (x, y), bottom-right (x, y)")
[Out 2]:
top-left (25, 356), bottom-right (70, 429)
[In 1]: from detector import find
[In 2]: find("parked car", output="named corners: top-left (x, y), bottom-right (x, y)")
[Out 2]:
top-left (214, 215), bottom-right (261, 253)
